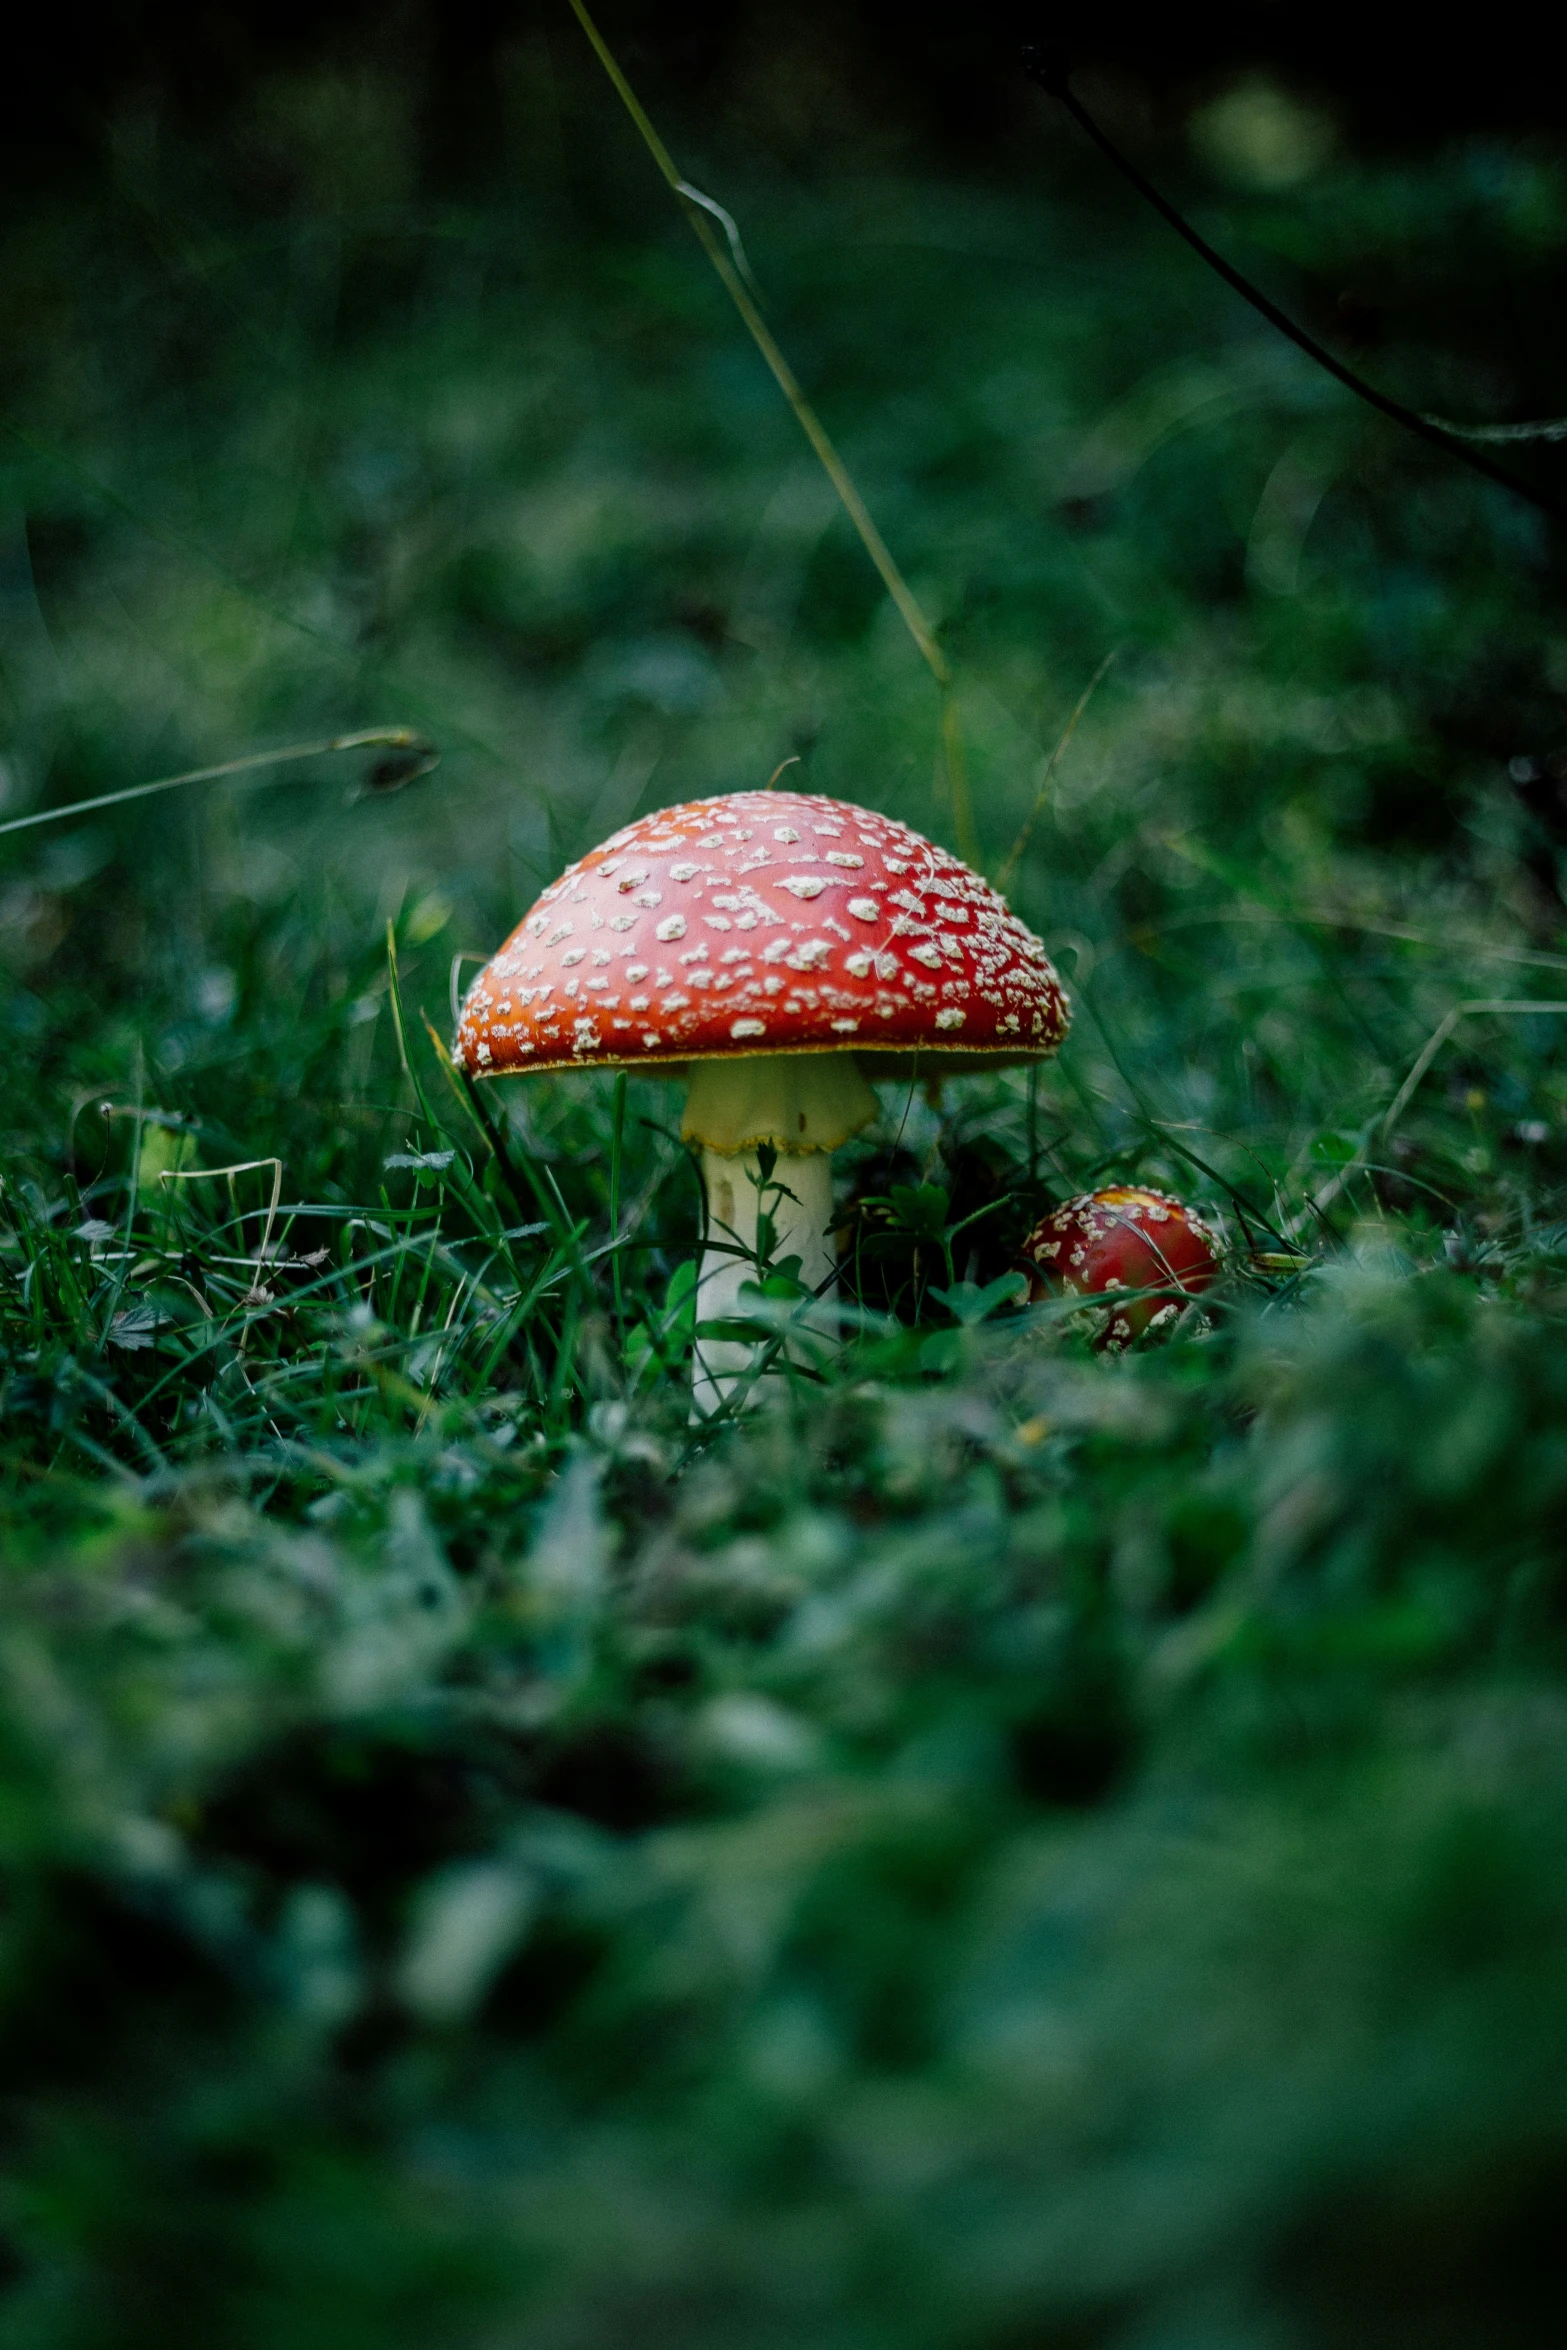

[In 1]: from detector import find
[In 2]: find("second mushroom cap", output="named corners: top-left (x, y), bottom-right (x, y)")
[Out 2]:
top-left (1021, 1186), bottom-right (1222, 1350)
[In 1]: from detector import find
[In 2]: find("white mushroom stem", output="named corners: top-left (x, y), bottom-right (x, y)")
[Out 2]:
top-left (691, 1147), bottom-right (838, 1413)
top-left (683, 1053), bottom-right (878, 1417)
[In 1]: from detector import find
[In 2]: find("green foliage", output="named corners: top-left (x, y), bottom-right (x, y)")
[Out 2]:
top-left (3, 50), bottom-right (1567, 2344)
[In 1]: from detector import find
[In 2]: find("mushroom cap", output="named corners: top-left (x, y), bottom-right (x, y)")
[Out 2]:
top-left (1020, 1186), bottom-right (1221, 1347)
top-left (454, 791), bottom-right (1069, 1078)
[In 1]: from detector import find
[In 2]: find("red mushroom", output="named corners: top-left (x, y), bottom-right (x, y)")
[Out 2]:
top-left (1020, 1186), bottom-right (1221, 1350)
top-left (455, 790), bottom-right (1070, 1408)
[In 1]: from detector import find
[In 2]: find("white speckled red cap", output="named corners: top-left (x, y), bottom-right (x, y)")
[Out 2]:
top-left (1020, 1187), bottom-right (1222, 1347)
top-left (454, 791), bottom-right (1070, 1077)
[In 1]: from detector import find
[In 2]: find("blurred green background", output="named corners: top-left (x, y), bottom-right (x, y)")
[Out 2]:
top-left (4, 8), bottom-right (1567, 2343)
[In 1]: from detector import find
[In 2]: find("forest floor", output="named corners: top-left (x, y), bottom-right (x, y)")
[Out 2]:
top-left (3, 56), bottom-right (1567, 2345)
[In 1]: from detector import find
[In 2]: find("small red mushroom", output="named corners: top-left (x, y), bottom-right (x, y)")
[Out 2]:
top-left (454, 790), bottom-right (1071, 1409)
top-left (1020, 1186), bottom-right (1221, 1350)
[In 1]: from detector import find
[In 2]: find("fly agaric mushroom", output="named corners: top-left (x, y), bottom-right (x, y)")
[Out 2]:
top-left (455, 791), bottom-right (1069, 1409)
top-left (1020, 1186), bottom-right (1220, 1350)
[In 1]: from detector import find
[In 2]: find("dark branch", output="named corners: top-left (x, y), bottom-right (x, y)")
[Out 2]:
top-left (1021, 45), bottom-right (1565, 529)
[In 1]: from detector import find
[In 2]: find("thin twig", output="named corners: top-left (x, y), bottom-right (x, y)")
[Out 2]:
top-left (1023, 47), bottom-right (1565, 528)
top-left (674, 181), bottom-right (765, 303)
top-left (160, 1158), bottom-right (285, 1344)
top-left (1424, 414), bottom-right (1567, 446)
top-left (161, 1154), bottom-right (283, 1253)
top-left (0, 728), bottom-right (434, 841)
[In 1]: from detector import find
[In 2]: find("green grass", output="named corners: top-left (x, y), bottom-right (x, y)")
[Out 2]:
top-left (4, 52), bottom-right (1567, 2343)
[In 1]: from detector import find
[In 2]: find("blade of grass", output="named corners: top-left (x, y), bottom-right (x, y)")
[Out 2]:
top-left (994, 648), bottom-right (1119, 893)
top-left (0, 729), bottom-right (433, 842)
top-left (1382, 1000), bottom-right (1567, 1139)
top-left (563, 0), bottom-right (978, 866)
